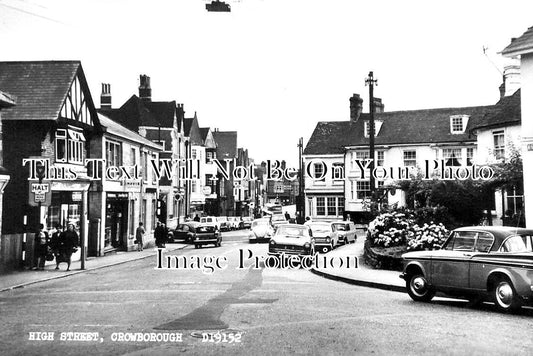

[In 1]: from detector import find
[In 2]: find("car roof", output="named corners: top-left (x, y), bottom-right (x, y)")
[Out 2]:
top-left (453, 226), bottom-right (533, 250)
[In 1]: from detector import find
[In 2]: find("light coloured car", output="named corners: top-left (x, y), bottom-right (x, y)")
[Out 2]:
top-left (307, 222), bottom-right (339, 253)
top-left (332, 221), bottom-right (357, 245)
top-left (217, 216), bottom-right (230, 231)
top-left (227, 217), bottom-right (240, 230)
top-left (268, 224), bottom-right (315, 256)
top-left (401, 226), bottom-right (533, 312)
top-left (249, 218), bottom-right (274, 243)
top-left (200, 216), bottom-right (220, 231)
top-left (270, 213), bottom-right (288, 228)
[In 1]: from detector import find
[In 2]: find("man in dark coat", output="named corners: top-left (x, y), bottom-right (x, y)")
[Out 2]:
top-left (154, 221), bottom-right (166, 248)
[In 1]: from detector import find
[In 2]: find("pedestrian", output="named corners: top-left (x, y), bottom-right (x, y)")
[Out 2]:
top-left (155, 221), bottom-right (166, 248)
top-left (32, 223), bottom-right (49, 270)
top-left (135, 222), bottom-right (145, 251)
top-left (193, 214), bottom-right (200, 222)
top-left (49, 223), bottom-right (63, 269)
top-left (57, 223), bottom-right (79, 271)
top-left (284, 211), bottom-right (290, 221)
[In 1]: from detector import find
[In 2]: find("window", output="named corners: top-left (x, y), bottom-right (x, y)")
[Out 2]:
top-left (450, 116), bottom-right (465, 133)
top-left (506, 186), bottom-right (524, 215)
top-left (142, 199), bottom-right (147, 228)
top-left (466, 148), bottom-right (474, 166)
top-left (444, 231), bottom-right (476, 251)
top-left (356, 151), bottom-right (369, 160)
top-left (493, 130), bottom-right (505, 160)
top-left (332, 163), bottom-right (344, 180)
top-left (314, 162), bottom-right (325, 181)
top-left (191, 148), bottom-right (197, 159)
top-left (377, 151), bottom-right (384, 167)
top-left (474, 232), bottom-right (494, 253)
top-left (151, 153), bottom-right (157, 183)
top-left (500, 235), bottom-right (527, 253)
top-left (130, 148), bottom-right (136, 166)
top-left (364, 121), bottom-right (382, 137)
top-left (403, 150), bottom-right (416, 167)
top-left (356, 181), bottom-right (371, 200)
top-left (106, 140), bottom-right (122, 168)
top-left (316, 197), bottom-right (325, 216)
top-left (191, 180), bottom-right (197, 193)
top-left (327, 197), bottom-right (336, 216)
top-left (337, 197), bottom-right (345, 216)
top-left (152, 199), bottom-right (157, 229)
top-left (443, 148), bottom-right (462, 166)
top-left (142, 151), bottom-right (148, 181)
top-left (55, 128), bottom-right (85, 164)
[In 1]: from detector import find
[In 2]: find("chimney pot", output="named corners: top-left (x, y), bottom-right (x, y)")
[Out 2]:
top-left (349, 94), bottom-right (363, 122)
top-left (100, 83), bottom-right (112, 109)
top-left (139, 74), bottom-right (152, 102)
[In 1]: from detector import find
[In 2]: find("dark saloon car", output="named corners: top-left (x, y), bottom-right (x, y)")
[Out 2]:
top-left (170, 222), bottom-right (198, 243)
top-left (192, 222), bottom-right (222, 249)
top-left (401, 226), bottom-right (533, 312)
top-left (268, 224), bottom-right (315, 256)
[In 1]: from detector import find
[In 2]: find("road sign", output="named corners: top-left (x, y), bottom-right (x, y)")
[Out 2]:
top-left (28, 181), bottom-right (51, 206)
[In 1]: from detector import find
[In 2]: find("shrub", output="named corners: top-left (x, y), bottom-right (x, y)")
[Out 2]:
top-left (368, 209), bottom-right (449, 251)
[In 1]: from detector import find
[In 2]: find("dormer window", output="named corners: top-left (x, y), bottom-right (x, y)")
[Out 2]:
top-left (364, 120), bottom-right (383, 138)
top-left (450, 115), bottom-right (469, 134)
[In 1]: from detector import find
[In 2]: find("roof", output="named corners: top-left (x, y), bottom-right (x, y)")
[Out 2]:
top-left (183, 118), bottom-right (193, 136)
top-left (199, 127), bottom-right (210, 141)
top-left (502, 26), bottom-right (533, 57)
top-left (184, 114), bottom-right (203, 146)
top-left (454, 226), bottom-right (533, 251)
top-left (99, 95), bottom-right (176, 132)
top-left (470, 90), bottom-right (521, 131)
top-left (304, 104), bottom-right (493, 155)
top-left (0, 61), bottom-right (80, 121)
top-left (0, 90), bottom-right (16, 108)
top-left (98, 113), bottom-right (163, 150)
top-left (212, 131), bottom-right (237, 158)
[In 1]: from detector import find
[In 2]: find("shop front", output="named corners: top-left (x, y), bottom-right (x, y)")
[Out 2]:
top-left (105, 192), bottom-right (129, 252)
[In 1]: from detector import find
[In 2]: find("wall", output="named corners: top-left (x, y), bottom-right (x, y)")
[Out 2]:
top-left (521, 53), bottom-right (533, 228)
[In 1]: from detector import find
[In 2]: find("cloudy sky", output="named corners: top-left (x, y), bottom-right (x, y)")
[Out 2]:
top-left (1, 0), bottom-right (532, 166)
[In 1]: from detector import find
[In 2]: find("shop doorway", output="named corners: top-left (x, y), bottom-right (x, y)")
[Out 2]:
top-left (105, 194), bottom-right (129, 250)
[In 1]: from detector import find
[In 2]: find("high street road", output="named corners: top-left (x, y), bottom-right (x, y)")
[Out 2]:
top-left (1, 229), bottom-right (532, 355)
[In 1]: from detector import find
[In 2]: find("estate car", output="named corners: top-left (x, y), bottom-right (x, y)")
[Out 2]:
top-left (306, 222), bottom-right (339, 253)
top-left (401, 226), bottom-right (533, 312)
top-left (268, 224), bottom-right (315, 256)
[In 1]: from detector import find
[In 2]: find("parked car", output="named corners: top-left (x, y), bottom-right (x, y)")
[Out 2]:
top-left (192, 222), bottom-right (222, 249)
top-left (217, 216), bottom-right (230, 231)
top-left (270, 213), bottom-right (288, 228)
top-left (249, 218), bottom-right (274, 243)
top-left (268, 224), bottom-right (315, 256)
top-left (332, 221), bottom-right (357, 245)
top-left (241, 216), bottom-right (253, 229)
top-left (200, 216), bottom-right (221, 231)
top-left (401, 226), bottom-right (533, 312)
top-left (227, 217), bottom-right (240, 230)
top-left (169, 222), bottom-right (198, 243)
top-left (307, 222), bottom-right (339, 253)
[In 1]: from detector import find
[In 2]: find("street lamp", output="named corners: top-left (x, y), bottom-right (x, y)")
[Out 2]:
top-left (365, 71), bottom-right (378, 201)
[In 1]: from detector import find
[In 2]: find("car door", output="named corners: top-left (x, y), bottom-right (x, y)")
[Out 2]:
top-left (467, 232), bottom-right (495, 291)
top-left (347, 223), bottom-right (356, 242)
top-left (431, 231), bottom-right (476, 289)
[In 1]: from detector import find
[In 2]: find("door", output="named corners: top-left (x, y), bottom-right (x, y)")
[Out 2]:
top-left (431, 231), bottom-right (476, 289)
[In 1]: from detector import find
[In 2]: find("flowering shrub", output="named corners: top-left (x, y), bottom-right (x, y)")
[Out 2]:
top-left (368, 210), bottom-right (449, 251)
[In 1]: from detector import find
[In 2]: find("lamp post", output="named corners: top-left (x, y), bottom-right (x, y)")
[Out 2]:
top-left (365, 71), bottom-right (378, 200)
top-left (297, 137), bottom-right (304, 222)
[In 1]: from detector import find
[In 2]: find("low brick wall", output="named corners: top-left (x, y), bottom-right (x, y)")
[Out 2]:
top-left (363, 239), bottom-right (405, 271)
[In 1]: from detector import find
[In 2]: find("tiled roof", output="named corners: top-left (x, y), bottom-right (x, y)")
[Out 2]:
top-left (99, 95), bottom-right (177, 132)
top-left (184, 115), bottom-right (204, 146)
top-left (502, 26), bottom-right (533, 57)
top-left (470, 90), bottom-right (520, 130)
top-left (183, 118), bottom-right (193, 136)
top-left (199, 127), bottom-right (210, 141)
top-left (212, 131), bottom-right (237, 159)
top-left (0, 61), bottom-right (80, 121)
top-left (98, 113), bottom-right (163, 150)
top-left (304, 104), bottom-right (494, 154)
top-left (0, 90), bottom-right (16, 108)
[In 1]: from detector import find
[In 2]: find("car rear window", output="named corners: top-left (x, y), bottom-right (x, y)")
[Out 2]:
top-left (500, 235), bottom-right (528, 253)
top-left (333, 223), bottom-right (348, 231)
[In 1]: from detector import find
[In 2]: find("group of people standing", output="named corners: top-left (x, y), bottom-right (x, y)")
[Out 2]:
top-left (32, 223), bottom-right (79, 271)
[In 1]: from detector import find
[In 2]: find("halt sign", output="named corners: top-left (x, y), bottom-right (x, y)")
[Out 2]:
top-left (28, 181), bottom-right (52, 206)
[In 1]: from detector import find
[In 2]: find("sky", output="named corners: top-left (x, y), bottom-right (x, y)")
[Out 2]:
top-left (1, 0), bottom-right (533, 166)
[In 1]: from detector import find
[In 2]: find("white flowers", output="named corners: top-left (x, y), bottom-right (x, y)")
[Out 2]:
top-left (368, 210), bottom-right (449, 251)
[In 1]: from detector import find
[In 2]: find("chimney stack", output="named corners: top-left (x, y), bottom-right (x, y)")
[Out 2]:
top-left (373, 97), bottom-right (384, 113)
top-left (139, 74), bottom-right (152, 102)
top-left (349, 94), bottom-right (363, 122)
top-left (500, 63), bottom-right (520, 98)
top-left (100, 83), bottom-right (112, 109)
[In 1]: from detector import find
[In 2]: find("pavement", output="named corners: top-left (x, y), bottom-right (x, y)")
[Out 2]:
top-left (0, 243), bottom-right (188, 292)
top-left (0, 230), bottom-right (406, 294)
top-left (310, 232), bottom-right (406, 292)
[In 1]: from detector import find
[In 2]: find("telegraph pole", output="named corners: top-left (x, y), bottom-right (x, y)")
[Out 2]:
top-left (365, 71), bottom-right (377, 199)
top-left (297, 137), bottom-right (304, 222)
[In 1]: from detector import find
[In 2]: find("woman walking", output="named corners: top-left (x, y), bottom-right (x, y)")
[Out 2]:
top-left (58, 223), bottom-right (79, 271)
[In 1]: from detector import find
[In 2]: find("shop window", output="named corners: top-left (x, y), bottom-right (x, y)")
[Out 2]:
top-left (337, 197), bottom-right (345, 216)
top-left (327, 197), bottom-right (336, 216)
top-left (316, 197), bottom-right (325, 216)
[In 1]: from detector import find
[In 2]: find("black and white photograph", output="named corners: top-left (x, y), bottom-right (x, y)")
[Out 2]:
top-left (1, 1), bottom-right (533, 355)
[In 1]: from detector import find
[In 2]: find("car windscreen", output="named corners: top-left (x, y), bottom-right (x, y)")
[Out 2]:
top-left (332, 223), bottom-right (348, 231)
top-left (271, 215), bottom-right (286, 221)
top-left (252, 220), bottom-right (269, 227)
top-left (309, 224), bottom-right (331, 233)
top-left (276, 226), bottom-right (308, 238)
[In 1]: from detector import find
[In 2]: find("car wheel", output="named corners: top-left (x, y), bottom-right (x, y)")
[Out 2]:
top-left (493, 278), bottom-right (521, 312)
top-left (406, 273), bottom-right (435, 302)
top-left (321, 246), bottom-right (329, 254)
